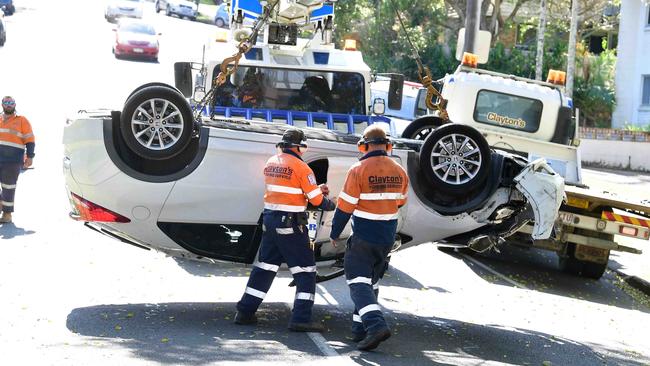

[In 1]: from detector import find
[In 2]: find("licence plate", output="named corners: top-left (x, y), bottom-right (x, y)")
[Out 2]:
top-left (559, 212), bottom-right (576, 225)
top-left (133, 48), bottom-right (144, 53)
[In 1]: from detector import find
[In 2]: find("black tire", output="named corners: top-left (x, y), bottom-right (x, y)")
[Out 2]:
top-left (215, 18), bottom-right (225, 27)
top-left (419, 123), bottom-right (491, 195)
top-left (558, 230), bottom-right (610, 280)
top-left (155, 2), bottom-right (161, 13)
top-left (125, 82), bottom-right (183, 104)
top-left (401, 116), bottom-right (446, 140)
top-left (166, 6), bottom-right (171, 16)
top-left (190, 16), bottom-right (196, 21)
top-left (120, 86), bottom-right (194, 160)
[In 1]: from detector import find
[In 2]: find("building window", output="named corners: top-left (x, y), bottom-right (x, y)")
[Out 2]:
top-left (643, 76), bottom-right (650, 106)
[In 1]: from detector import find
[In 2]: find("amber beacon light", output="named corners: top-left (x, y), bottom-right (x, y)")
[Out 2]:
top-left (461, 52), bottom-right (479, 68)
top-left (546, 69), bottom-right (567, 85)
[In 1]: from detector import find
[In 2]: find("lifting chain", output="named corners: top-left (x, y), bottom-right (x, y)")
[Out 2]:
top-left (193, 1), bottom-right (279, 120)
top-left (390, 0), bottom-right (449, 122)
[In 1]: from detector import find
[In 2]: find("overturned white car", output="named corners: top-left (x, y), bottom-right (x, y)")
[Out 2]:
top-left (63, 84), bottom-right (564, 271)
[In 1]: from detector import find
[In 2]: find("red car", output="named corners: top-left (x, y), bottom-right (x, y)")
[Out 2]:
top-left (113, 20), bottom-right (160, 62)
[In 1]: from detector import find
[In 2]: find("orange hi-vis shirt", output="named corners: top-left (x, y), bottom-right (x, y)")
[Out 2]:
top-left (337, 154), bottom-right (409, 220)
top-left (0, 114), bottom-right (35, 162)
top-left (263, 152), bottom-right (324, 213)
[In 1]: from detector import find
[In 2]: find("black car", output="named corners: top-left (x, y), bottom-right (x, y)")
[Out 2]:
top-left (0, 0), bottom-right (15, 16)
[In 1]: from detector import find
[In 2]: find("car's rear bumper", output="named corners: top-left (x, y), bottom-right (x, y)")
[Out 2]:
top-left (115, 44), bottom-right (158, 58)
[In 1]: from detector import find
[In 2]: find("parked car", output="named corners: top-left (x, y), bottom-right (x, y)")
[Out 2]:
top-left (112, 19), bottom-right (160, 62)
top-left (155, 0), bottom-right (198, 21)
top-left (105, 0), bottom-right (144, 23)
top-left (214, 3), bottom-right (229, 28)
top-left (0, 13), bottom-right (5, 46)
top-left (0, 0), bottom-right (14, 16)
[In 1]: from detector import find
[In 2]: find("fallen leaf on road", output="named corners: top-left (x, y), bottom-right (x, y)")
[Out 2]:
top-left (161, 338), bottom-right (169, 343)
top-left (115, 325), bottom-right (122, 331)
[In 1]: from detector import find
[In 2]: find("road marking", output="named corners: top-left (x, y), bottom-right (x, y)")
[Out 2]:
top-left (283, 303), bottom-right (355, 363)
top-left (460, 254), bottom-right (531, 290)
top-left (317, 284), bottom-right (339, 305)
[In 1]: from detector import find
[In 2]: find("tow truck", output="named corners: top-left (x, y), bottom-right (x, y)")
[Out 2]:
top-left (399, 33), bottom-right (650, 279)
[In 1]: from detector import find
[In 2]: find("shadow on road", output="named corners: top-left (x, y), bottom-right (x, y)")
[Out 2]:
top-left (0, 222), bottom-right (36, 239)
top-left (445, 245), bottom-right (650, 314)
top-left (66, 302), bottom-right (646, 365)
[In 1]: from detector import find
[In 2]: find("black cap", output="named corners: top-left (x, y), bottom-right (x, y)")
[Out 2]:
top-left (278, 128), bottom-right (307, 148)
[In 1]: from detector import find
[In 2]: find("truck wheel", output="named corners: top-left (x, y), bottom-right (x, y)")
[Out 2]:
top-left (120, 85), bottom-right (194, 160)
top-left (419, 123), bottom-right (491, 194)
top-left (558, 232), bottom-right (610, 280)
top-left (401, 116), bottom-right (445, 140)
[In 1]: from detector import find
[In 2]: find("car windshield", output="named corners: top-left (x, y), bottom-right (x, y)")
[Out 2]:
top-left (120, 23), bottom-right (155, 35)
top-left (212, 65), bottom-right (366, 115)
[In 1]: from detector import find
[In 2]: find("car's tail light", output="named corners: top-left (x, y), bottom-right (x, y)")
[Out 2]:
top-left (70, 193), bottom-right (130, 223)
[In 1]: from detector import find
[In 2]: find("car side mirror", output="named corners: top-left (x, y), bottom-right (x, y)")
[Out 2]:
top-left (372, 98), bottom-right (386, 116)
top-left (174, 62), bottom-right (193, 97)
top-left (387, 73), bottom-right (404, 110)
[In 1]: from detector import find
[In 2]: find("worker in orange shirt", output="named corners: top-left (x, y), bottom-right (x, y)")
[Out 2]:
top-left (0, 96), bottom-right (35, 224)
top-left (329, 125), bottom-right (408, 351)
top-left (235, 128), bottom-right (336, 332)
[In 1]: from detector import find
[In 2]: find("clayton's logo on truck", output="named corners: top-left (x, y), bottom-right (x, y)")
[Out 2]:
top-left (487, 112), bottom-right (527, 129)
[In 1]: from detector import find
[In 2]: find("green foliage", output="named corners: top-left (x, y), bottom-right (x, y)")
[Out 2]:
top-left (573, 47), bottom-right (617, 127)
top-left (623, 124), bottom-right (650, 132)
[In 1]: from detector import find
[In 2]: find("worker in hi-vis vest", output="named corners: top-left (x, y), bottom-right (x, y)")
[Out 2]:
top-left (0, 96), bottom-right (35, 224)
top-left (330, 125), bottom-right (408, 351)
top-left (235, 128), bottom-right (335, 332)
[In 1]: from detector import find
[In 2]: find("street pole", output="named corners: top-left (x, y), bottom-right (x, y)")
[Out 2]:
top-left (535, 0), bottom-right (547, 81)
top-left (566, 0), bottom-right (580, 98)
top-left (464, 0), bottom-right (482, 53)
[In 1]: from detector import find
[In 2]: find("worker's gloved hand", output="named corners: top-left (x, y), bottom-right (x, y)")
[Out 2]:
top-left (319, 184), bottom-right (330, 196)
top-left (318, 197), bottom-right (336, 211)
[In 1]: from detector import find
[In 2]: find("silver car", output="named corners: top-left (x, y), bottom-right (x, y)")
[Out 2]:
top-left (155, 0), bottom-right (198, 21)
top-left (105, 0), bottom-right (144, 23)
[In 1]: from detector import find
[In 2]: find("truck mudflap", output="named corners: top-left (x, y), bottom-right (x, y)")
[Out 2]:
top-left (514, 159), bottom-right (565, 239)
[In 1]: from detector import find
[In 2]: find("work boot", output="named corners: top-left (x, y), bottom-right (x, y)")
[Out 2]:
top-left (357, 328), bottom-right (391, 351)
top-left (233, 311), bottom-right (258, 325)
top-left (0, 213), bottom-right (12, 223)
top-left (288, 321), bottom-right (324, 333)
top-left (351, 332), bottom-right (366, 342)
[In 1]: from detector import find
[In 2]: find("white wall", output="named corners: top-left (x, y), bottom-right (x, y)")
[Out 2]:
top-left (613, 0), bottom-right (650, 128)
top-left (579, 139), bottom-right (650, 171)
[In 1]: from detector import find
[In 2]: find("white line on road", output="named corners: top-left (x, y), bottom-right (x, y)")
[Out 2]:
top-left (283, 303), bottom-right (355, 363)
top-left (460, 254), bottom-right (531, 290)
top-left (317, 284), bottom-right (339, 305)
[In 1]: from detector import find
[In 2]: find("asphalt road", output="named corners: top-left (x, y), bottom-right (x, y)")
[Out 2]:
top-left (1, 1), bottom-right (650, 365)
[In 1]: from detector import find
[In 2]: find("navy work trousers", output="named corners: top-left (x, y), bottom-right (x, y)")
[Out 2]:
top-left (0, 162), bottom-right (21, 213)
top-left (345, 235), bottom-right (392, 336)
top-left (237, 211), bottom-right (317, 323)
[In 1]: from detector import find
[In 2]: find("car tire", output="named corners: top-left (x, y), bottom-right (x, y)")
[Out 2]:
top-left (155, 2), bottom-right (160, 13)
top-left (215, 18), bottom-right (225, 27)
top-left (190, 16), bottom-right (196, 21)
top-left (401, 116), bottom-right (446, 140)
top-left (165, 6), bottom-right (171, 16)
top-left (120, 85), bottom-right (194, 160)
top-left (418, 123), bottom-right (491, 195)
